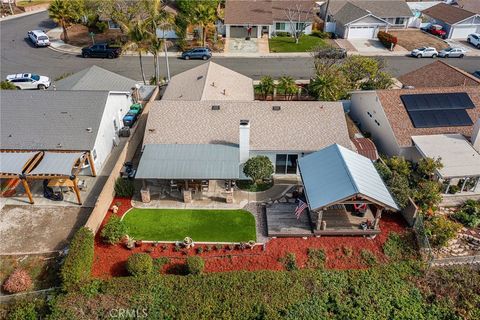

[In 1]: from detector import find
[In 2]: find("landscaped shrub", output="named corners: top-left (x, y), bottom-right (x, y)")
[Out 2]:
top-left (425, 216), bottom-right (462, 248)
top-left (243, 156), bottom-right (274, 184)
top-left (275, 31), bottom-right (291, 37)
top-left (383, 232), bottom-right (416, 261)
top-left (2, 268), bottom-right (32, 294)
top-left (0, 80), bottom-right (17, 90)
top-left (126, 253), bottom-right (154, 277)
top-left (280, 252), bottom-right (298, 271)
top-left (360, 249), bottom-right (377, 266)
top-left (60, 227), bottom-right (94, 291)
top-left (452, 200), bottom-right (480, 228)
top-left (310, 30), bottom-right (329, 38)
top-left (114, 177), bottom-right (135, 197)
top-left (306, 248), bottom-right (326, 269)
top-left (186, 256), bottom-right (205, 275)
top-left (6, 299), bottom-right (37, 320)
top-left (95, 21), bottom-right (108, 33)
top-left (100, 215), bottom-right (128, 245)
top-left (154, 257), bottom-right (170, 272)
top-left (342, 246), bottom-right (353, 257)
top-left (377, 31), bottom-right (397, 49)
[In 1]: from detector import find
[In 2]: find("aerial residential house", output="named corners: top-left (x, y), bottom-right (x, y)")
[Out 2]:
top-left (397, 60), bottom-right (480, 89)
top-left (161, 62), bottom-right (254, 101)
top-left (318, 0), bottom-right (413, 39)
top-left (224, 0), bottom-right (317, 38)
top-left (454, 0), bottom-right (480, 14)
top-left (422, 3), bottom-right (480, 39)
top-left (349, 87), bottom-right (480, 194)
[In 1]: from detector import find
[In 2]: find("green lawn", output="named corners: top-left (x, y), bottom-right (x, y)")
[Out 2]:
top-left (269, 35), bottom-right (327, 53)
top-left (122, 209), bottom-right (256, 242)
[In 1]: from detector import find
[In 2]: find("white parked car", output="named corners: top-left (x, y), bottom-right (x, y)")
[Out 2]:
top-left (467, 33), bottom-right (480, 49)
top-left (438, 47), bottom-right (467, 58)
top-left (27, 30), bottom-right (50, 47)
top-left (6, 73), bottom-right (51, 90)
top-left (410, 47), bottom-right (438, 58)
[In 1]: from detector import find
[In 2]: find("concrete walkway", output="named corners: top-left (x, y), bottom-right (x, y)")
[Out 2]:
top-left (0, 8), bottom-right (47, 22)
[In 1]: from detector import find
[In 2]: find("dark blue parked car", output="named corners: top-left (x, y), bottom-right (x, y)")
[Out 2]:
top-left (181, 47), bottom-right (212, 60)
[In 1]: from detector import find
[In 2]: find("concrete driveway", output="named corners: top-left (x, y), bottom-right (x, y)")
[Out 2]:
top-left (349, 39), bottom-right (391, 53)
top-left (0, 205), bottom-right (91, 254)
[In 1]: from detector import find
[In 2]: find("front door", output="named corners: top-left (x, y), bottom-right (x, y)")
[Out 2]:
top-left (275, 154), bottom-right (298, 174)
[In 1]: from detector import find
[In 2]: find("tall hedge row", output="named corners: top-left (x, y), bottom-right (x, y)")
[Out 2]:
top-left (60, 227), bottom-right (94, 291)
top-left (377, 31), bottom-right (398, 49)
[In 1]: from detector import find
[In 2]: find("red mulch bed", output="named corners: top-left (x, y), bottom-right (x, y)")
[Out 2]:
top-left (92, 198), bottom-right (409, 278)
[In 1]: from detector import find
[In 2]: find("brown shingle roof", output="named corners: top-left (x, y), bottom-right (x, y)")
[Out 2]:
top-left (376, 87), bottom-right (480, 147)
top-left (455, 0), bottom-right (480, 14)
top-left (144, 100), bottom-right (353, 152)
top-left (397, 61), bottom-right (480, 88)
top-left (351, 138), bottom-right (379, 160)
top-left (422, 3), bottom-right (476, 24)
top-left (224, 0), bottom-right (315, 25)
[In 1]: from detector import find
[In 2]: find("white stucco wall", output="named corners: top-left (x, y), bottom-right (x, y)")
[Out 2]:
top-left (91, 92), bottom-right (132, 172)
top-left (349, 92), bottom-right (401, 157)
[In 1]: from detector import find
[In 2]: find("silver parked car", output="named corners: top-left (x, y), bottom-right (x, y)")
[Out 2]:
top-left (438, 47), bottom-right (467, 58)
top-left (410, 47), bottom-right (438, 58)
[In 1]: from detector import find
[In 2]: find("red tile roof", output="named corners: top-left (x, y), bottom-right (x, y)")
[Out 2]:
top-left (352, 138), bottom-right (379, 160)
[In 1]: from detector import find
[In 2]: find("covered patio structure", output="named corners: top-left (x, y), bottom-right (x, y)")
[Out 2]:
top-left (412, 134), bottom-right (480, 194)
top-left (135, 144), bottom-right (242, 204)
top-left (299, 144), bottom-right (399, 236)
top-left (0, 150), bottom-right (94, 205)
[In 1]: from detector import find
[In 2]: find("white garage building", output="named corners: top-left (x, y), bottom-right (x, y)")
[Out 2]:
top-left (422, 3), bottom-right (480, 39)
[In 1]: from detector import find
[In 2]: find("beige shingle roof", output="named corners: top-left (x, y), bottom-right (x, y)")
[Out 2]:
top-left (161, 62), bottom-right (254, 101)
top-left (144, 100), bottom-right (352, 152)
top-left (376, 87), bottom-right (480, 147)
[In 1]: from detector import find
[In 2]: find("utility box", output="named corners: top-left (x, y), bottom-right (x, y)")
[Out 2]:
top-left (141, 187), bottom-right (150, 203)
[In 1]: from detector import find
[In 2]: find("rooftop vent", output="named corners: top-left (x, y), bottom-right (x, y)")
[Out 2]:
top-left (148, 128), bottom-right (156, 132)
top-left (197, 76), bottom-right (203, 80)
top-left (212, 105), bottom-right (220, 110)
top-left (240, 119), bottom-right (250, 126)
top-left (56, 143), bottom-right (62, 148)
top-left (211, 81), bottom-right (216, 87)
top-left (272, 106), bottom-right (281, 111)
top-left (86, 127), bottom-right (92, 133)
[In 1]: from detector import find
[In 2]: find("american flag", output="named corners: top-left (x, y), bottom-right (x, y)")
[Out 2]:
top-left (295, 199), bottom-right (308, 219)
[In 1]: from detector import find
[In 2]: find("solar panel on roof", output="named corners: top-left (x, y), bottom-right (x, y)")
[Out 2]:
top-left (400, 93), bottom-right (475, 111)
top-left (400, 92), bottom-right (475, 128)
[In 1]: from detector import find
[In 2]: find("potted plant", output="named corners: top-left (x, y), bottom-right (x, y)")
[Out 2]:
top-left (125, 236), bottom-right (135, 249)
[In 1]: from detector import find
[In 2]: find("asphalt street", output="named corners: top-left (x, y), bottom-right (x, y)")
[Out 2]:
top-left (1, 11), bottom-right (479, 82)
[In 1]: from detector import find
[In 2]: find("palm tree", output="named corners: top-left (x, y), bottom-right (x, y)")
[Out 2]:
top-left (48, 0), bottom-right (74, 42)
top-left (278, 76), bottom-right (298, 101)
top-left (258, 76), bottom-right (275, 100)
top-left (309, 67), bottom-right (348, 101)
top-left (121, 21), bottom-right (149, 85)
top-left (191, 1), bottom-right (217, 47)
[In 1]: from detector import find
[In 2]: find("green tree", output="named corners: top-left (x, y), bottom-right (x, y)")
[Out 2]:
top-left (120, 20), bottom-right (149, 84)
top-left (415, 157), bottom-right (443, 180)
top-left (384, 156), bottom-right (411, 178)
top-left (258, 76), bottom-right (275, 100)
top-left (309, 66), bottom-right (348, 101)
top-left (278, 76), bottom-right (299, 100)
top-left (0, 81), bottom-right (17, 90)
top-left (48, 0), bottom-right (81, 42)
top-left (243, 156), bottom-right (274, 184)
top-left (425, 216), bottom-right (461, 248)
top-left (340, 56), bottom-right (393, 90)
top-left (180, 0), bottom-right (218, 47)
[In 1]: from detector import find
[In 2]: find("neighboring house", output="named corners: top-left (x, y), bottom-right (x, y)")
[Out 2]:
top-left (318, 0), bottom-right (413, 39)
top-left (406, 1), bottom-right (444, 28)
top-left (453, 0), bottom-right (480, 14)
top-left (422, 3), bottom-right (480, 38)
top-left (0, 90), bottom-right (132, 173)
top-left (161, 62), bottom-right (254, 101)
top-left (397, 60), bottom-right (480, 88)
top-left (349, 86), bottom-right (480, 161)
top-left (136, 100), bottom-right (352, 183)
top-left (224, 0), bottom-right (316, 38)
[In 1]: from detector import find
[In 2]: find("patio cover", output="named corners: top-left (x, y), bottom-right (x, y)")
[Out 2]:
top-left (299, 144), bottom-right (398, 211)
top-left (412, 134), bottom-right (480, 179)
top-left (28, 152), bottom-right (84, 176)
top-left (136, 144), bottom-right (241, 180)
top-left (0, 151), bottom-right (39, 175)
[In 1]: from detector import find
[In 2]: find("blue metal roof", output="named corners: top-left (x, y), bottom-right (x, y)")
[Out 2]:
top-left (136, 144), bottom-right (241, 180)
top-left (299, 144), bottom-right (399, 211)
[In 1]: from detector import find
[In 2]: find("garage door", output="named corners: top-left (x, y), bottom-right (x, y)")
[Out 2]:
top-left (451, 26), bottom-right (479, 39)
top-left (348, 26), bottom-right (376, 39)
top-left (229, 26), bottom-right (258, 38)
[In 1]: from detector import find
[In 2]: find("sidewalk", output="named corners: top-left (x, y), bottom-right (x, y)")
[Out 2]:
top-left (0, 8), bottom-right (47, 22)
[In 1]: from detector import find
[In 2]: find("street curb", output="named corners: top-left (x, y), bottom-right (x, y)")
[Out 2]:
top-left (0, 8), bottom-right (47, 22)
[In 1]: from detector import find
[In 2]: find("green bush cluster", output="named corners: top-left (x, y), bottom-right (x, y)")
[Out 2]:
top-left (452, 199), bottom-right (480, 228)
top-left (383, 232), bottom-right (416, 261)
top-left (60, 227), bottom-right (94, 291)
top-left (425, 216), bottom-right (462, 248)
top-left (360, 249), bottom-right (377, 267)
top-left (310, 30), bottom-right (330, 38)
top-left (186, 256), bottom-right (205, 275)
top-left (114, 177), bottom-right (135, 197)
top-left (126, 253), bottom-right (153, 277)
top-left (49, 262), bottom-right (480, 320)
top-left (306, 248), bottom-right (326, 269)
top-left (280, 252), bottom-right (298, 271)
top-left (100, 215), bottom-right (128, 245)
top-left (274, 31), bottom-right (291, 37)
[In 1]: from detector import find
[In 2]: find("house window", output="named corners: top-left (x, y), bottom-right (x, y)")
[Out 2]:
top-left (275, 154), bottom-right (298, 174)
top-left (275, 22), bottom-right (286, 31)
top-left (113, 119), bottom-right (118, 131)
top-left (394, 18), bottom-right (405, 25)
top-left (296, 22), bottom-right (305, 30)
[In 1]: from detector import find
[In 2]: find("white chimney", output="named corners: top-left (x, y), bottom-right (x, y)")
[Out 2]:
top-left (472, 119), bottom-right (480, 152)
top-left (239, 120), bottom-right (250, 163)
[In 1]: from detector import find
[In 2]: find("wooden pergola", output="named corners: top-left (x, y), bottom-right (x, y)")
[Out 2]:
top-left (0, 150), bottom-right (97, 205)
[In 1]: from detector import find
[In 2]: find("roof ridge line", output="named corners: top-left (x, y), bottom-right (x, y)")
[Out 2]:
top-left (200, 62), bottom-right (212, 100)
top-left (441, 61), bottom-right (480, 85)
top-left (335, 144), bottom-right (361, 195)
